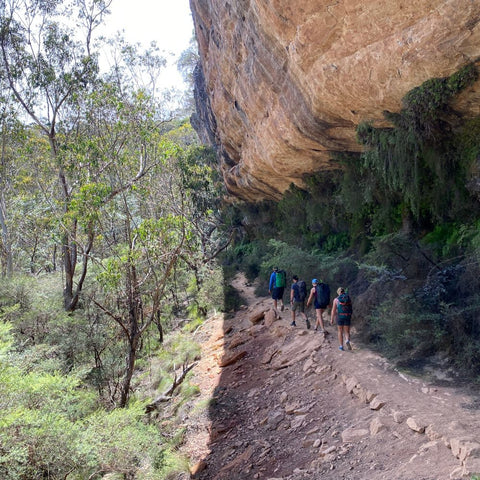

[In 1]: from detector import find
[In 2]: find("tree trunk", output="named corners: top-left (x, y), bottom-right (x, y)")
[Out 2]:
top-left (119, 333), bottom-right (139, 408)
top-left (63, 222), bottom-right (78, 311)
top-left (119, 250), bottom-right (143, 407)
top-left (0, 194), bottom-right (12, 276)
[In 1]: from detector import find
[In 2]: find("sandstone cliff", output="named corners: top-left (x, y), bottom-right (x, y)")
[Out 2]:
top-left (190, 0), bottom-right (480, 201)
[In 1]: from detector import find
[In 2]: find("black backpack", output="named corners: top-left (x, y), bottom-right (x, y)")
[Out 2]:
top-left (315, 283), bottom-right (330, 306)
top-left (337, 292), bottom-right (352, 320)
top-left (297, 280), bottom-right (307, 301)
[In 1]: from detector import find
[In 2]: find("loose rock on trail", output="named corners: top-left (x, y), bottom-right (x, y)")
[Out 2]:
top-left (180, 274), bottom-right (480, 480)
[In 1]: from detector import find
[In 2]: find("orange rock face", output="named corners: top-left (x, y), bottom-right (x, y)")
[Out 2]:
top-left (190, 0), bottom-right (480, 201)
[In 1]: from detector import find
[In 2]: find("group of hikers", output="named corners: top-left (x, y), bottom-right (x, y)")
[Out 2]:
top-left (268, 267), bottom-right (353, 351)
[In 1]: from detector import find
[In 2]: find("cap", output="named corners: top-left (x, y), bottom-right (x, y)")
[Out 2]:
top-left (312, 278), bottom-right (318, 285)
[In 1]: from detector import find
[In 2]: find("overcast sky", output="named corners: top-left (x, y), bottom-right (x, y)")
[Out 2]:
top-left (102, 0), bottom-right (195, 89)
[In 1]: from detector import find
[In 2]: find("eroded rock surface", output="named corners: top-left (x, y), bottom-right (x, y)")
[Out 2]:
top-left (180, 274), bottom-right (480, 480)
top-left (190, 0), bottom-right (480, 201)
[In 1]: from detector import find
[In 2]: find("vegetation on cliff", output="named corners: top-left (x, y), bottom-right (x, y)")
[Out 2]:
top-left (1, 1), bottom-right (479, 477)
top-left (224, 63), bottom-right (480, 378)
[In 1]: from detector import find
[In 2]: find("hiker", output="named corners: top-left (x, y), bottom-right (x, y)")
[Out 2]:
top-left (289, 275), bottom-right (310, 328)
top-left (331, 287), bottom-right (353, 351)
top-left (269, 266), bottom-right (286, 312)
top-left (306, 278), bottom-right (330, 333)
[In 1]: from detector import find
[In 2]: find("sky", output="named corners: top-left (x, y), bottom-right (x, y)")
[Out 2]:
top-left (102, 0), bottom-right (195, 90)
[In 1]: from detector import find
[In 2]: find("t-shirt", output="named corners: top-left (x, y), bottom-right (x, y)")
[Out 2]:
top-left (291, 283), bottom-right (300, 302)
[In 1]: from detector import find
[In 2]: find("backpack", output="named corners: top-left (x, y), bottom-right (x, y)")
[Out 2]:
top-left (337, 292), bottom-right (352, 320)
top-left (297, 280), bottom-right (307, 301)
top-left (315, 283), bottom-right (330, 306)
top-left (275, 269), bottom-right (286, 288)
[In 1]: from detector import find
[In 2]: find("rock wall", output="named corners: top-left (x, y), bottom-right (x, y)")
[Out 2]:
top-left (189, 0), bottom-right (480, 201)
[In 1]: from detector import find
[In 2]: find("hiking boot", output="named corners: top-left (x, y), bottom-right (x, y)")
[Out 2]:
top-left (306, 319), bottom-right (311, 329)
top-left (290, 321), bottom-right (296, 327)
top-left (346, 340), bottom-right (352, 350)
top-left (339, 346), bottom-right (344, 351)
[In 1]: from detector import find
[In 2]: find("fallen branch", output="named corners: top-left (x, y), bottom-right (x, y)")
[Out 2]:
top-left (145, 361), bottom-right (198, 413)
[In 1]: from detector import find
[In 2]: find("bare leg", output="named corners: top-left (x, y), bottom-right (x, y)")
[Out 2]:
top-left (300, 311), bottom-right (310, 328)
top-left (344, 325), bottom-right (352, 349)
top-left (315, 309), bottom-right (325, 330)
top-left (338, 325), bottom-right (344, 348)
top-left (344, 325), bottom-right (351, 343)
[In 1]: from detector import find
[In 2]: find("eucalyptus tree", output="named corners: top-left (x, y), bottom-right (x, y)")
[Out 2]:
top-left (0, 0), bottom-right (173, 312)
top-left (0, 0), bottom-right (113, 309)
top-left (0, 90), bottom-right (17, 275)
top-left (83, 121), bottom-right (232, 407)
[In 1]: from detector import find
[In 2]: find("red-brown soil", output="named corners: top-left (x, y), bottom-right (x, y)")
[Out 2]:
top-left (180, 274), bottom-right (480, 480)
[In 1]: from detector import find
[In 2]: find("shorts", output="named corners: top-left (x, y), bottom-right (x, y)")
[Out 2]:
top-left (337, 316), bottom-right (351, 326)
top-left (272, 287), bottom-right (285, 300)
top-left (292, 300), bottom-right (305, 313)
top-left (314, 301), bottom-right (328, 310)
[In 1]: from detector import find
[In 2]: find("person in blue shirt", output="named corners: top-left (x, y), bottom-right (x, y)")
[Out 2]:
top-left (268, 266), bottom-right (285, 312)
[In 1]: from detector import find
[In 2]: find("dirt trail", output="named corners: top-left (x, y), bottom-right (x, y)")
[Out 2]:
top-left (181, 274), bottom-right (480, 480)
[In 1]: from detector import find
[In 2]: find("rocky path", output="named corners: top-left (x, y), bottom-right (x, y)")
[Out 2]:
top-left (181, 274), bottom-right (480, 480)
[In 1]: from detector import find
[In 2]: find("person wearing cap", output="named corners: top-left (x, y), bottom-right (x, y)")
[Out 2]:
top-left (306, 278), bottom-right (330, 333)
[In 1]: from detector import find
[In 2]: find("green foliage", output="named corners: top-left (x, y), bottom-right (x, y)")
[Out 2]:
top-left (351, 64), bottom-right (479, 233)
top-left (68, 182), bottom-right (112, 227)
top-left (322, 232), bottom-right (350, 253)
top-left (367, 296), bottom-right (445, 359)
top-left (420, 220), bottom-right (480, 260)
top-left (80, 402), bottom-right (166, 478)
top-left (153, 445), bottom-right (190, 479)
top-left (259, 239), bottom-right (328, 290)
top-left (278, 171), bottom-right (346, 248)
top-left (178, 144), bottom-right (223, 215)
top-left (189, 265), bottom-right (243, 315)
top-left (0, 318), bottom-right (191, 479)
top-left (157, 331), bottom-right (201, 373)
top-left (226, 239), bottom-right (270, 282)
top-left (0, 325), bottom-right (91, 479)
top-left (457, 116), bottom-right (480, 165)
top-left (398, 63), bottom-right (477, 139)
top-left (365, 260), bottom-right (480, 377)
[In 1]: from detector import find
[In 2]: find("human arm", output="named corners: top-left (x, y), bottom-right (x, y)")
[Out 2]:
top-left (269, 272), bottom-right (275, 292)
top-left (305, 287), bottom-right (314, 308)
top-left (330, 298), bottom-right (338, 325)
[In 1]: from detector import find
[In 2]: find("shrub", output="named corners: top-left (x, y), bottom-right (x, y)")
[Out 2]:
top-left (367, 295), bottom-right (445, 361)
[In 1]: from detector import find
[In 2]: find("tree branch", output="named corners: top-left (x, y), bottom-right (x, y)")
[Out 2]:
top-left (145, 361), bottom-right (197, 413)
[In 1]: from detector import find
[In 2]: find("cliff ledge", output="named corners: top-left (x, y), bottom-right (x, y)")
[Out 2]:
top-left (190, 0), bottom-right (480, 201)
